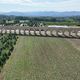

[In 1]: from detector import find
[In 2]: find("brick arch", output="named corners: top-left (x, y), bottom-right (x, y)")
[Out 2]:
top-left (11, 29), bottom-right (15, 34)
top-left (77, 30), bottom-right (80, 37)
top-left (56, 30), bottom-right (64, 36)
top-left (70, 30), bottom-right (77, 37)
top-left (19, 29), bottom-right (25, 35)
top-left (63, 30), bottom-right (70, 37)
top-left (15, 29), bottom-right (20, 35)
top-left (44, 28), bottom-right (52, 36)
top-left (51, 30), bottom-right (57, 36)
top-left (38, 29), bottom-right (46, 36)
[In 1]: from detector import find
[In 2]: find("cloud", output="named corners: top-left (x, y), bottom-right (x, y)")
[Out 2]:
top-left (29, 0), bottom-right (80, 11)
top-left (0, 0), bottom-right (80, 12)
top-left (0, 0), bottom-right (69, 4)
top-left (0, 0), bottom-right (32, 4)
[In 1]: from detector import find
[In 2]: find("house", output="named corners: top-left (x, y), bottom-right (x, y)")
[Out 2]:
top-left (6, 20), bottom-right (15, 24)
top-left (19, 20), bottom-right (29, 23)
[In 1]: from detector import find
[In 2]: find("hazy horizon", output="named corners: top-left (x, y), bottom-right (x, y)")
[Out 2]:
top-left (1, 11), bottom-right (80, 13)
top-left (0, 0), bottom-right (80, 12)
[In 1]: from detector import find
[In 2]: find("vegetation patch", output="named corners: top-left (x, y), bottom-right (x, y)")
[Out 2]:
top-left (0, 34), bottom-right (18, 69)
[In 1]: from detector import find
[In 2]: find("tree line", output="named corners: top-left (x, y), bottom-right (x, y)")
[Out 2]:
top-left (0, 15), bottom-right (80, 26)
top-left (0, 34), bottom-right (18, 69)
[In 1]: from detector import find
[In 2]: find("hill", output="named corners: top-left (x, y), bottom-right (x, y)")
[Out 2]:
top-left (0, 11), bottom-right (80, 17)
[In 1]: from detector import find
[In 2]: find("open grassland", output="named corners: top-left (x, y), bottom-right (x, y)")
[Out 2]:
top-left (1, 36), bottom-right (80, 80)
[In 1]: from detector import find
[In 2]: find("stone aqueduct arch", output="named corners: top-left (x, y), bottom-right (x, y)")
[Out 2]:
top-left (0, 26), bottom-right (80, 38)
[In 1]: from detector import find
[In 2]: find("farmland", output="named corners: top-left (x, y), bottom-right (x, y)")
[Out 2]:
top-left (1, 36), bottom-right (80, 80)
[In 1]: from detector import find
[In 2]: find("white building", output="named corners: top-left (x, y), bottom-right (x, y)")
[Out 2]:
top-left (48, 25), bottom-right (68, 28)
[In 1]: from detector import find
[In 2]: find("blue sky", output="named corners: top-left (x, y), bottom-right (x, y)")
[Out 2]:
top-left (0, 0), bottom-right (80, 12)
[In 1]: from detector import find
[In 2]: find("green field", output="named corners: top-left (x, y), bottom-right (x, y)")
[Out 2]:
top-left (1, 36), bottom-right (80, 80)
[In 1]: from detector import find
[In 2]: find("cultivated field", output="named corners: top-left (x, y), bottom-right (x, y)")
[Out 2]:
top-left (1, 36), bottom-right (80, 80)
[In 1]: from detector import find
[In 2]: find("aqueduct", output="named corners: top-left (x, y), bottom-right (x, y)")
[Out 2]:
top-left (0, 26), bottom-right (80, 38)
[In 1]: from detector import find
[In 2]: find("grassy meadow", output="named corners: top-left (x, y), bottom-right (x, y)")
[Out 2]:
top-left (1, 36), bottom-right (80, 80)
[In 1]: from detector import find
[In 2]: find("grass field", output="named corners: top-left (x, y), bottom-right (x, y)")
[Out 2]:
top-left (1, 36), bottom-right (80, 80)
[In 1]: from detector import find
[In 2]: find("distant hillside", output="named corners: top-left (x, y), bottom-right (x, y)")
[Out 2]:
top-left (0, 11), bottom-right (80, 17)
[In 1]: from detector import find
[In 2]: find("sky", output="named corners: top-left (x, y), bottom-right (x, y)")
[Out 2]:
top-left (0, 0), bottom-right (80, 12)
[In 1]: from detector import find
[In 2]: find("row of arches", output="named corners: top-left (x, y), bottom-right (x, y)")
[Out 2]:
top-left (0, 28), bottom-right (80, 38)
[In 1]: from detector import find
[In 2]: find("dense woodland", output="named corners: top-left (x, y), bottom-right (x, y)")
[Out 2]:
top-left (0, 15), bottom-right (80, 26)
